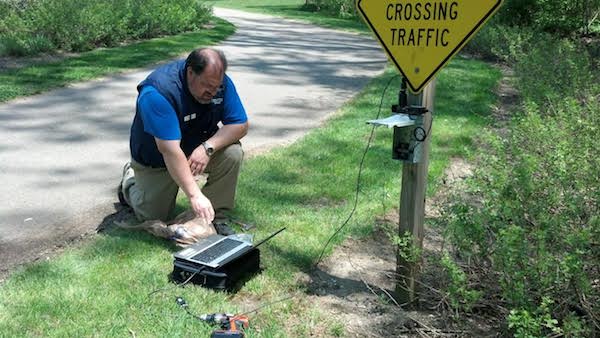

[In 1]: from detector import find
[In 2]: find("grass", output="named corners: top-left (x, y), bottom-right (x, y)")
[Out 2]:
top-left (208, 0), bottom-right (368, 32)
top-left (0, 57), bottom-right (502, 336)
top-left (0, 17), bottom-right (235, 103)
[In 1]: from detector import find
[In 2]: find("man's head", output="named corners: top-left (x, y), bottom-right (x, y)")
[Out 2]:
top-left (185, 48), bottom-right (228, 104)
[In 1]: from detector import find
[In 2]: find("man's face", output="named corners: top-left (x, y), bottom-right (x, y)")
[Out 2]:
top-left (187, 66), bottom-right (223, 104)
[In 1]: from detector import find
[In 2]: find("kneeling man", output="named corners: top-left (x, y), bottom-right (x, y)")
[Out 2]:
top-left (119, 48), bottom-right (248, 236)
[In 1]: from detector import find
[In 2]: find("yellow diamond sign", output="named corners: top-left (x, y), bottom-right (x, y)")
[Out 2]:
top-left (357, 0), bottom-right (503, 93)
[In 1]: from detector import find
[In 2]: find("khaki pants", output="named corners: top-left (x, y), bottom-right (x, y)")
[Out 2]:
top-left (121, 142), bottom-right (243, 222)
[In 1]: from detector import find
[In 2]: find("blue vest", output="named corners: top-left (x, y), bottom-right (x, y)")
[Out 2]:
top-left (130, 60), bottom-right (224, 167)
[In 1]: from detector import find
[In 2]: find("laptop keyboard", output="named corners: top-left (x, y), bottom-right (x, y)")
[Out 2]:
top-left (190, 238), bottom-right (245, 264)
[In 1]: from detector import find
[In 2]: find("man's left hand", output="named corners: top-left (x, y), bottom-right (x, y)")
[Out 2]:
top-left (188, 146), bottom-right (210, 175)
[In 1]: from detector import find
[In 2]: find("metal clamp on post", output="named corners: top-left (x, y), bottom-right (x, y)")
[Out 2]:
top-left (392, 79), bottom-right (428, 117)
top-left (392, 104), bottom-right (428, 116)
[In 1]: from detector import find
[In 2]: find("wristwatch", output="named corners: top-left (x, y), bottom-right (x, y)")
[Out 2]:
top-left (202, 141), bottom-right (214, 157)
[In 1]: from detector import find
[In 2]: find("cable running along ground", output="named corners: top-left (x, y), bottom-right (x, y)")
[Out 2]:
top-left (314, 74), bottom-right (399, 268)
top-left (147, 267), bottom-right (203, 297)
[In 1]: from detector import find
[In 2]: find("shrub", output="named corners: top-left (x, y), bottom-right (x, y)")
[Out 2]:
top-left (464, 21), bottom-right (536, 63)
top-left (443, 92), bottom-right (599, 335)
top-left (515, 36), bottom-right (597, 107)
top-left (533, 0), bottom-right (600, 35)
top-left (303, 0), bottom-right (357, 19)
top-left (0, 0), bottom-right (213, 56)
top-left (495, 0), bottom-right (538, 27)
top-left (0, 2), bottom-right (54, 56)
top-left (443, 26), bottom-right (599, 334)
top-left (496, 0), bottom-right (600, 35)
top-left (508, 297), bottom-right (563, 338)
top-left (439, 253), bottom-right (482, 314)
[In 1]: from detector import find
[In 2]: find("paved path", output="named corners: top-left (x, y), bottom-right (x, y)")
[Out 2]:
top-left (0, 8), bottom-right (387, 276)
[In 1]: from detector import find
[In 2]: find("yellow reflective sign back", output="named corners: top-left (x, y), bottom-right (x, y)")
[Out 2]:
top-left (357, 0), bottom-right (503, 93)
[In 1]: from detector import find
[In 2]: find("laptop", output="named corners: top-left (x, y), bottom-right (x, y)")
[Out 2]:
top-left (173, 228), bottom-right (286, 269)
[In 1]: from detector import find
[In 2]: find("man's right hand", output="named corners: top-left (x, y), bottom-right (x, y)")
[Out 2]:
top-left (155, 138), bottom-right (215, 223)
top-left (190, 194), bottom-right (215, 223)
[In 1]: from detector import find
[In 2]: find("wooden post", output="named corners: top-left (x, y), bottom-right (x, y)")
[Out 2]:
top-left (395, 79), bottom-right (436, 305)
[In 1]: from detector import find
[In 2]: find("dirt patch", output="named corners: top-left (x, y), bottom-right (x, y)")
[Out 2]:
top-left (300, 157), bottom-right (503, 337)
top-left (490, 65), bottom-right (521, 141)
top-left (304, 234), bottom-right (410, 337)
top-left (426, 158), bottom-right (473, 220)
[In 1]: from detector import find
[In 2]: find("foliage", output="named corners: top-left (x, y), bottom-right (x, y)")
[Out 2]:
top-left (495, 0), bottom-right (538, 27)
top-left (496, 0), bottom-right (600, 35)
top-left (443, 28), bottom-right (600, 334)
top-left (508, 297), bottom-right (562, 338)
top-left (439, 253), bottom-right (482, 314)
top-left (467, 17), bottom-right (600, 70)
top-left (392, 231), bottom-right (422, 263)
top-left (0, 0), bottom-right (213, 56)
top-left (515, 36), bottom-right (597, 106)
top-left (464, 20), bottom-right (537, 63)
top-left (303, 0), bottom-right (358, 19)
top-left (0, 1), bottom-right (55, 56)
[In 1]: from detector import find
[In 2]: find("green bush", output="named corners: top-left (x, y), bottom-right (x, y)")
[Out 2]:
top-left (443, 27), bottom-right (599, 335)
top-left (0, 2), bottom-right (54, 56)
top-left (515, 36), bottom-right (597, 106)
top-left (303, 0), bottom-right (357, 19)
top-left (496, 0), bottom-right (600, 35)
top-left (0, 0), bottom-right (213, 56)
top-left (533, 0), bottom-right (600, 35)
top-left (439, 17), bottom-right (599, 334)
top-left (443, 92), bottom-right (599, 336)
top-left (508, 297), bottom-right (563, 338)
top-left (464, 21), bottom-right (536, 63)
top-left (439, 253), bottom-right (482, 314)
top-left (495, 0), bottom-right (538, 27)
top-left (0, 34), bottom-right (55, 57)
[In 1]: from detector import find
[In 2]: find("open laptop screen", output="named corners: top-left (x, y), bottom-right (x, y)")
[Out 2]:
top-left (174, 235), bottom-right (252, 268)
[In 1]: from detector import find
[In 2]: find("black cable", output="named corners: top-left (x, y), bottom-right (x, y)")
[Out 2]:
top-left (313, 74), bottom-right (399, 268)
top-left (176, 296), bottom-right (195, 316)
top-left (175, 294), bottom-right (294, 321)
top-left (147, 267), bottom-right (203, 297)
top-left (175, 296), bottom-right (213, 323)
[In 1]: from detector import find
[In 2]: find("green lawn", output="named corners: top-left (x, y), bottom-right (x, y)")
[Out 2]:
top-left (0, 58), bottom-right (501, 336)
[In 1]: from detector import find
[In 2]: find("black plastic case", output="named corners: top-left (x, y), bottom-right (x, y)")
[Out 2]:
top-left (172, 248), bottom-right (260, 291)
